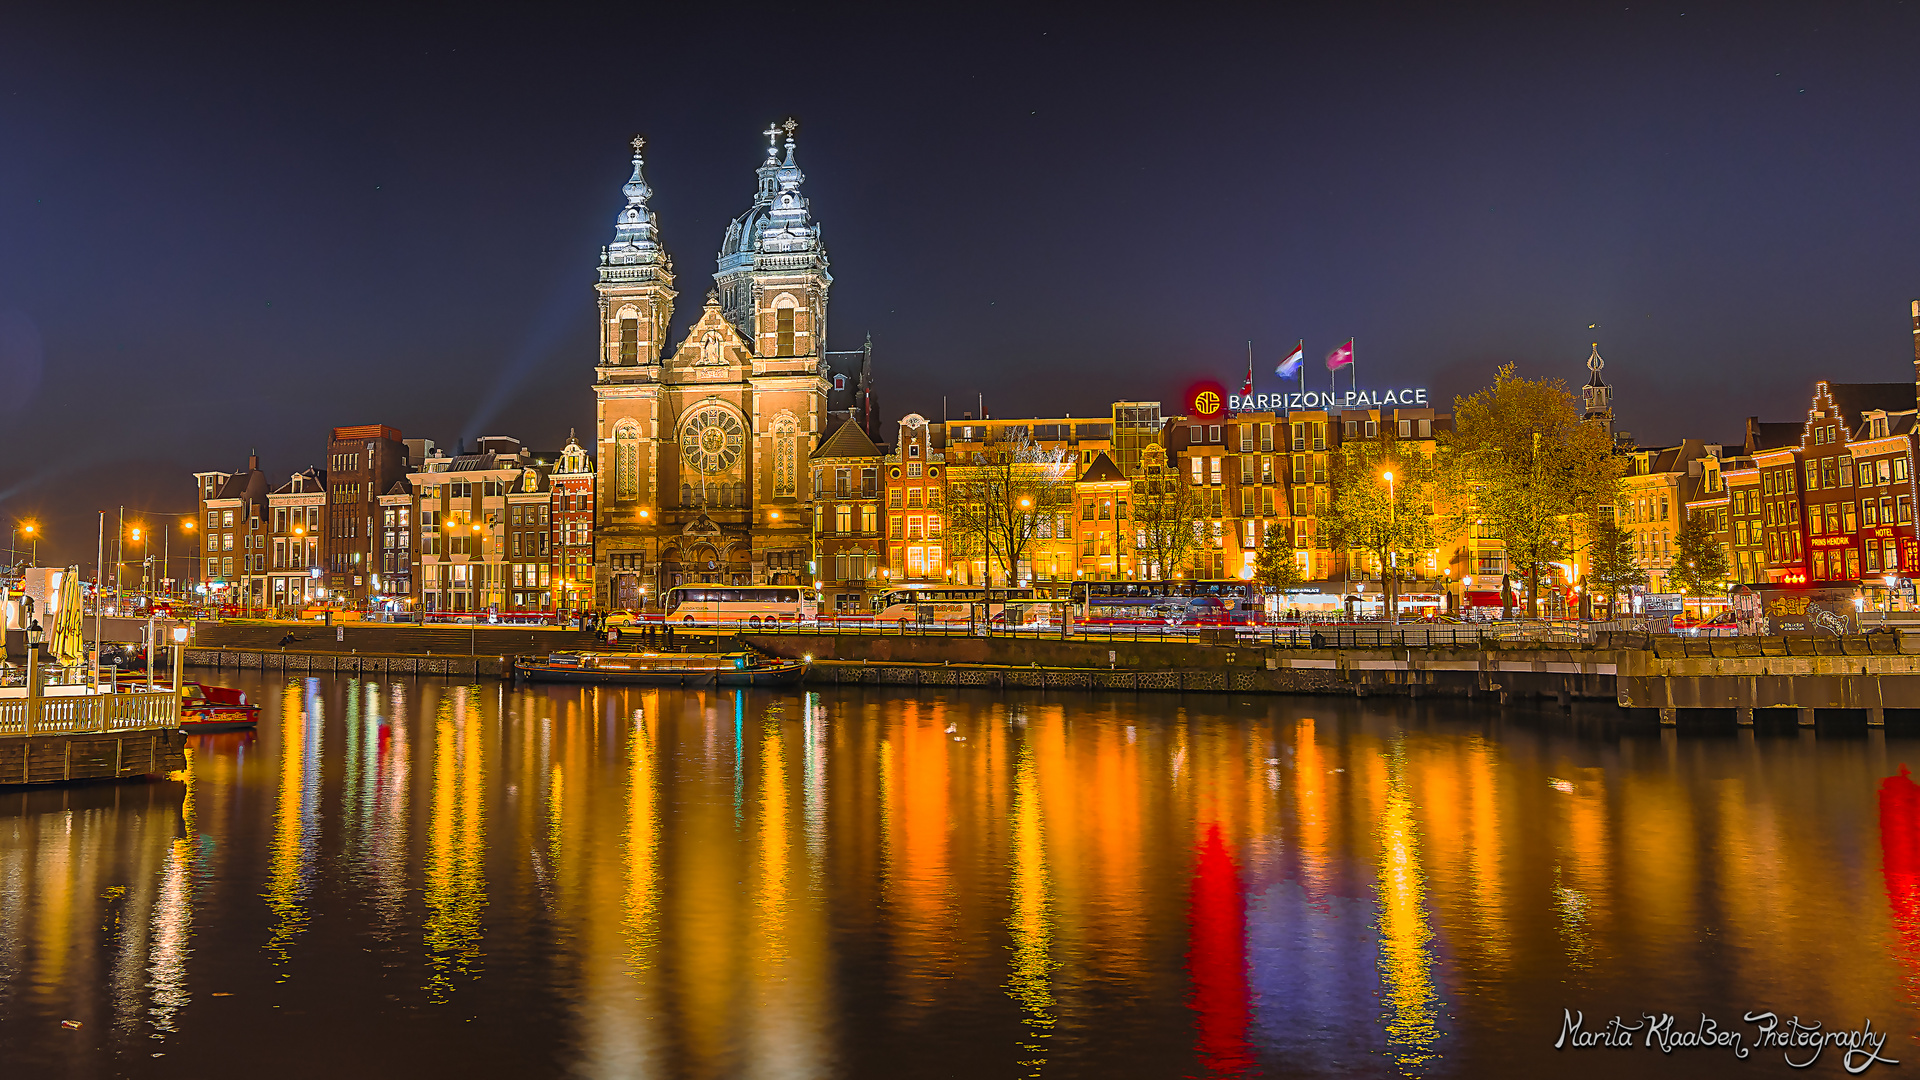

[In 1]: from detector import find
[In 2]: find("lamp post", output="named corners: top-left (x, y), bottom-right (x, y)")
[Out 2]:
top-left (24, 618), bottom-right (43, 734)
top-left (180, 519), bottom-right (193, 604)
top-left (1382, 470), bottom-right (1397, 623)
top-left (10, 522), bottom-right (35, 567)
top-left (171, 624), bottom-right (188, 695)
top-left (129, 526), bottom-right (145, 612)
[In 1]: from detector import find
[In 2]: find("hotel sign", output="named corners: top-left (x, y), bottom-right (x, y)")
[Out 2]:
top-left (1229, 388), bottom-right (1430, 414)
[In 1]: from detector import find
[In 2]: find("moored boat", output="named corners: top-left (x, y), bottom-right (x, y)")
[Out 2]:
top-left (518, 651), bottom-right (809, 687)
top-left (113, 675), bottom-right (261, 732)
top-left (179, 682), bottom-right (261, 732)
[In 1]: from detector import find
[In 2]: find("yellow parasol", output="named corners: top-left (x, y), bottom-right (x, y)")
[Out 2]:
top-left (48, 567), bottom-right (85, 665)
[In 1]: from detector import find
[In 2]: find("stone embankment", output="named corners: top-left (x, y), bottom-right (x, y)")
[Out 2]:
top-left (169, 623), bottom-right (1920, 724)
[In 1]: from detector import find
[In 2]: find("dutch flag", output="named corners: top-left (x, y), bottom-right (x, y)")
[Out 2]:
top-left (1276, 341), bottom-right (1305, 378)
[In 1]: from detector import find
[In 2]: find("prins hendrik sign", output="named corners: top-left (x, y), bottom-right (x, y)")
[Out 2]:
top-left (1230, 388), bottom-right (1430, 414)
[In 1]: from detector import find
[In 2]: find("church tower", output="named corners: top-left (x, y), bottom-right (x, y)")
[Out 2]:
top-left (593, 135), bottom-right (676, 606)
top-left (1582, 342), bottom-right (1615, 444)
top-left (713, 120), bottom-right (832, 363)
top-left (592, 123), bottom-right (839, 612)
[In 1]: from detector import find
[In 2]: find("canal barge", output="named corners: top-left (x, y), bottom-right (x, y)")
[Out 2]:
top-left (518, 651), bottom-right (809, 687)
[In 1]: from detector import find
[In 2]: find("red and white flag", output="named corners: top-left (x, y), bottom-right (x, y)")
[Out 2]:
top-left (1325, 339), bottom-right (1354, 370)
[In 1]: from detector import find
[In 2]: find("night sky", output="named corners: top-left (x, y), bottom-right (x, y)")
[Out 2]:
top-left (5, 3), bottom-right (1920, 567)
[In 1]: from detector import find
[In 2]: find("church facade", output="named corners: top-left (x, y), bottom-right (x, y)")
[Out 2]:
top-left (592, 123), bottom-right (833, 610)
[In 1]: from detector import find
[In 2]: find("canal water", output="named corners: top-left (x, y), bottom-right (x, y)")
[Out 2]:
top-left (1, 674), bottom-right (1917, 1078)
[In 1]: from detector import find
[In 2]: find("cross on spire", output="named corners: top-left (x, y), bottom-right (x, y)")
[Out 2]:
top-left (782, 118), bottom-right (798, 138)
top-left (630, 134), bottom-right (645, 154)
top-left (762, 123), bottom-right (781, 148)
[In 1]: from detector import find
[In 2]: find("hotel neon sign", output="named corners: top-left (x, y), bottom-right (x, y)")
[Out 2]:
top-left (1230, 388), bottom-right (1430, 414)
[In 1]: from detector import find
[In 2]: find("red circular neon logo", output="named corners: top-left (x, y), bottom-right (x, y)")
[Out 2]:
top-left (1188, 381), bottom-right (1227, 420)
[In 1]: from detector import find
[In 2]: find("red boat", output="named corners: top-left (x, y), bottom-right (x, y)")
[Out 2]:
top-left (180, 683), bottom-right (260, 732)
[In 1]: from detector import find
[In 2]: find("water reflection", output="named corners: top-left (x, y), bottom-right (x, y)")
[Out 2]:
top-left (424, 685), bottom-right (485, 1000)
top-left (263, 679), bottom-right (321, 970)
top-left (2, 681), bottom-right (1919, 1078)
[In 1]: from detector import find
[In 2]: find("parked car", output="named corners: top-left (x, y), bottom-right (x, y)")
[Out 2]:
top-left (603, 610), bottom-right (643, 626)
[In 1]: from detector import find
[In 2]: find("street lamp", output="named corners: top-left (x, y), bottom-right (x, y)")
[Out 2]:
top-left (170, 624), bottom-right (188, 691)
top-left (12, 522), bottom-right (37, 567)
top-left (1382, 470), bottom-right (1397, 623)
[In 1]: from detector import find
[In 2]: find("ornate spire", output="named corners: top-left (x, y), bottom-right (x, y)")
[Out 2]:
top-left (1585, 342), bottom-right (1606, 386)
top-left (604, 134), bottom-right (663, 267)
top-left (760, 118), bottom-right (815, 253)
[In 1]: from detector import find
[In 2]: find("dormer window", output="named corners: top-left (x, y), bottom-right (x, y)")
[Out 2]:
top-left (833, 374), bottom-right (847, 391)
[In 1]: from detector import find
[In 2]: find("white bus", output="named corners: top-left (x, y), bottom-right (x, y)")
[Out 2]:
top-left (664, 584), bottom-right (817, 627)
top-left (872, 586), bottom-right (1040, 630)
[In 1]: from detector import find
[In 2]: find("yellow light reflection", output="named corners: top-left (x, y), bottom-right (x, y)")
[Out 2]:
top-left (263, 680), bottom-right (317, 971)
top-left (624, 711), bottom-right (657, 972)
top-left (757, 714), bottom-right (789, 961)
top-left (1376, 740), bottom-right (1441, 1072)
top-left (423, 687), bottom-right (486, 1001)
top-left (147, 745), bottom-right (195, 1033)
top-left (1007, 737), bottom-right (1055, 1076)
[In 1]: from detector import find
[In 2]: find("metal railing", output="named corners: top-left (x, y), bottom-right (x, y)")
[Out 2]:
top-left (0, 690), bottom-right (179, 736)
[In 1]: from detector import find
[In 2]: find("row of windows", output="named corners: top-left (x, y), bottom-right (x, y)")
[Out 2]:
top-left (1803, 455), bottom-right (1911, 491)
top-left (886, 515), bottom-right (945, 540)
top-left (818, 505), bottom-right (881, 535)
top-left (272, 507), bottom-right (323, 535)
top-left (886, 486), bottom-right (944, 509)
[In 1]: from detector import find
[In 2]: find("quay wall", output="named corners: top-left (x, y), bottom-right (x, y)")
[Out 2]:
top-left (747, 633), bottom-right (1626, 702)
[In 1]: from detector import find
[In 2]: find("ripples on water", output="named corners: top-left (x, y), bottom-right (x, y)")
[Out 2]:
top-left (0, 675), bottom-right (1916, 1078)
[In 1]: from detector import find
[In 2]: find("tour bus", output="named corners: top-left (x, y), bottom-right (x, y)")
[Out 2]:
top-left (663, 584), bottom-right (817, 626)
top-left (871, 586), bottom-right (1041, 629)
top-left (1072, 579), bottom-right (1261, 624)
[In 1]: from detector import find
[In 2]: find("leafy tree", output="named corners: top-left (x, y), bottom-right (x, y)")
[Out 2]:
top-left (1320, 432), bottom-right (1436, 620)
top-left (1439, 364), bottom-right (1624, 618)
top-left (1671, 509), bottom-right (1730, 616)
top-left (944, 429), bottom-right (1076, 587)
top-left (1131, 446), bottom-right (1206, 581)
top-left (1583, 515), bottom-right (1648, 618)
top-left (1253, 523), bottom-right (1304, 592)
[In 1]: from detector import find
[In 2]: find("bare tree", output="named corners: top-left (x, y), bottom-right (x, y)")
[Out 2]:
top-left (1131, 463), bottom-right (1206, 582)
top-left (944, 428), bottom-right (1076, 587)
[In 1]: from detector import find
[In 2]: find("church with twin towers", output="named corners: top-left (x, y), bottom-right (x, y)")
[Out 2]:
top-left (591, 122), bottom-right (875, 610)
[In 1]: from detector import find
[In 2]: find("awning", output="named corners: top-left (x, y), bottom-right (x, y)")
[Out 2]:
top-left (1465, 590), bottom-right (1508, 608)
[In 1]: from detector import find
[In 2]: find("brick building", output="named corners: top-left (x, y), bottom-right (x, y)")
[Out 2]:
top-left (883, 414), bottom-right (947, 584)
top-left (810, 419), bottom-right (884, 611)
top-left (266, 467), bottom-right (325, 611)
top-left (325, 424), bottom-right (408, 606)
top-left (194, 452), bottom-right (270, 610)
top-left (550, 434), bottom-right (596, 615)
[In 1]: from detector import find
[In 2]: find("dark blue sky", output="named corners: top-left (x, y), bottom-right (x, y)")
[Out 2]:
top-left (5, 2), bottom-right (1920, 565)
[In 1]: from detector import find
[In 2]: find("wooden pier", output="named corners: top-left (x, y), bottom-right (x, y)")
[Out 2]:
top-left (0, 690), bottom-right (186, 785)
